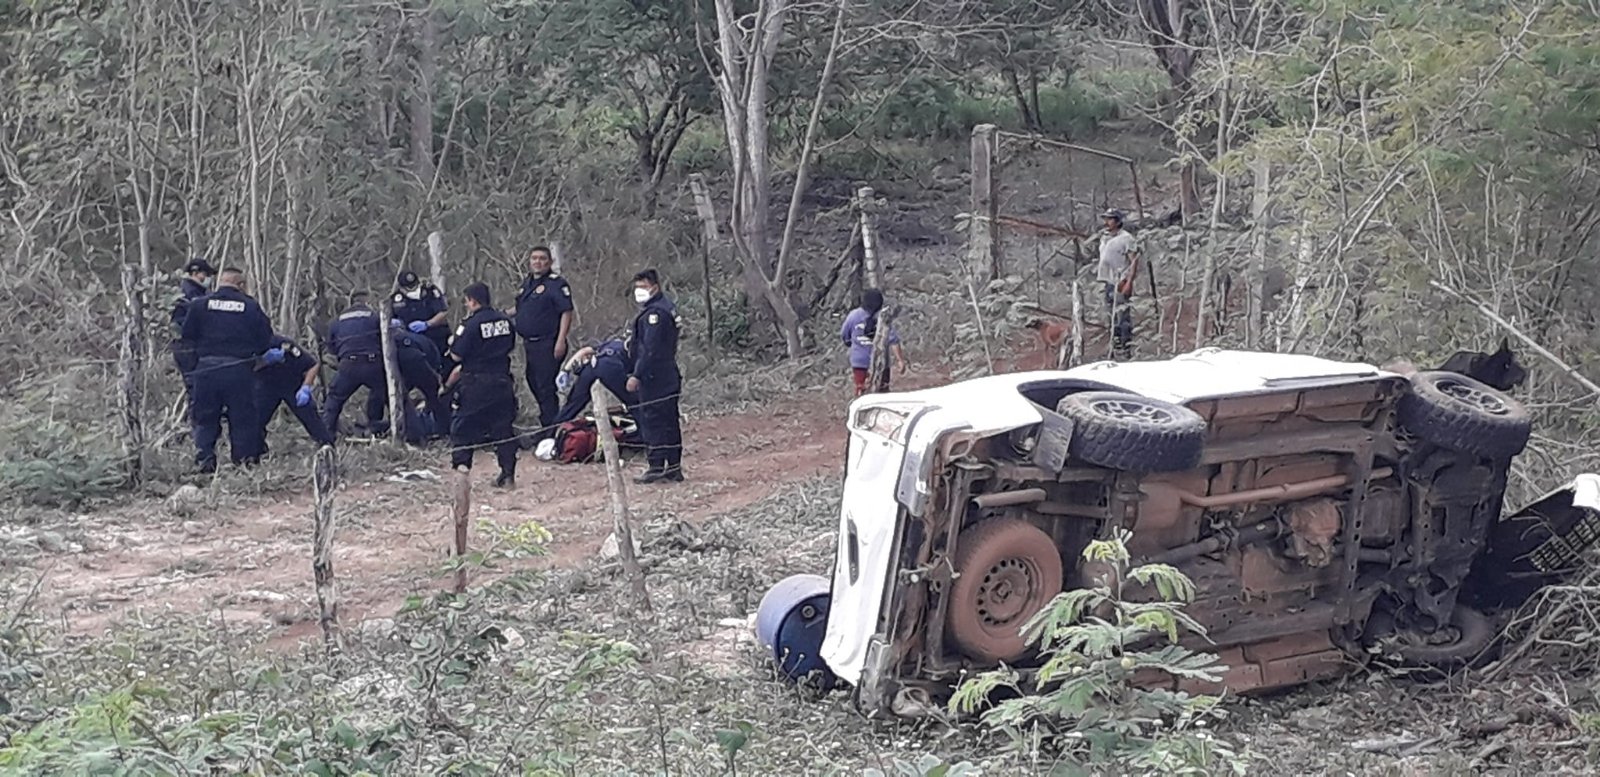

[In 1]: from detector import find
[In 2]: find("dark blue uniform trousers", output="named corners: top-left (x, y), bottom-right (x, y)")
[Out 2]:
top-left (322, 355), bottom-right (388, 435)
top-left (523, 339), bottom-right (561, 434)
top-left (450, 373), bottom-right (519, 474)
top-left (554, 357), bottom-right (635, 425)
top-left (636, 370), bottom-right (682, 471)
top-left (258, 381), bottom-right (335, 450)
top-left (192, 357), bottom-right (263, 467)
top-left (399, 350), bottom-right (450, 442)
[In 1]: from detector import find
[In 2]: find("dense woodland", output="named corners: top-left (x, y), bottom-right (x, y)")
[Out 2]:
top-left (5, 0), bottom-right (1600, 772)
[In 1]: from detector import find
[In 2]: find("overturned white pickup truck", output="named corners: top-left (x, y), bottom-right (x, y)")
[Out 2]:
top-left (755, 348), bottom-right (1600, 718)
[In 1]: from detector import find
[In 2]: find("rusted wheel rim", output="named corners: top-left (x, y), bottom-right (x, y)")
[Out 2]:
top-left (1436, 378), bottom-right (1510, 416)
top-left (1088, 398), bottom-right (1179, 425)
top-left (976, 557), bottom-right (1042, 628)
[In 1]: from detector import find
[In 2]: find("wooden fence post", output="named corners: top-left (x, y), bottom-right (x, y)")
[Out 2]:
top-left (968, 124), bottom-right (999, 281)
top-left (452, 465), bottom-right (470, 593)
top-left (856, 185), bottom-right (882, 290)
top-left (591, 382), bottom-right (652, 612)
top-left (1246, 159), bottom-right (1271, 349)
top-left (688, 173), bottom-right (719, 355)
top-left (379, 297), bottom-right (406, 444)
top-left (311, 445), bottom-right (340, 649)
top-left (427, 230), bottom-right (447, 293)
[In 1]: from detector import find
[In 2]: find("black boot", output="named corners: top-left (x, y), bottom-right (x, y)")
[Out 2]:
top-left (635, 465), bottom-right (667, 484)
top-left (663, 463), bottom-right (684, 482)
top-left (492, 470), bottom-right (516, 489)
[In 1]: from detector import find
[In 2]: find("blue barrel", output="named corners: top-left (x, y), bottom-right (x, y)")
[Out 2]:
top-left (754, 574), bottom-right (834, 686)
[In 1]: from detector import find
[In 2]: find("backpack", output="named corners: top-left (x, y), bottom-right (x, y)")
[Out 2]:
top-left (553, 419), bottom-right (625, 464)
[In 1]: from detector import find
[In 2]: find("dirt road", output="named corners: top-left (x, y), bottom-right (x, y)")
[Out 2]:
top-left (37, 395), bottom-right (851, 641)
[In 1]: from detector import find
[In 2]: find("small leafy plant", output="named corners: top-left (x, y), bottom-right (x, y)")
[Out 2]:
top-left (950, 532), bottom-right (1247, 775)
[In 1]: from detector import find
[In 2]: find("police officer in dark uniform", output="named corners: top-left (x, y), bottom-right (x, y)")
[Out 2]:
top-left (388, 318), bottom-right (450, 443)
top-left (445, 282), bottom-right (519, 488)
top-left (391, 271), bottom-right (450, 371)
top-left (181, 267), bottom-right (274, 473)
top-left (511, 246), bottom-right (574, 434)
top-left (255, 333), bottom-right (334, 452)
top-left (553, 338), bottom-right (636, 425)
top-left (170, 258), bottom-right (216, 417)
top-left (625, 269), bottom-right (683, 483)
top-left (322, 292), bottom-right (388, 437)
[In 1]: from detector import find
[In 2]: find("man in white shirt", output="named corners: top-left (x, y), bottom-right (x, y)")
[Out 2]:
top-left (1095, 209), bottom-right (1138, 358)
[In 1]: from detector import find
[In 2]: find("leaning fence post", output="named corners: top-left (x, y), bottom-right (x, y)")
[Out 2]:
top-left (452, 465), bottom-right (471, 594)
top-left (591, 383), bottom-right (652, 612)
top-left (968, 124), bottom-right (1000, 281)
top-left (311, 445), bottom-right (340, 650)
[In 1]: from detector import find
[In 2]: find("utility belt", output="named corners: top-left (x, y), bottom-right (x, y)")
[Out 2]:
top-left (522, 334), bottom-right (558, 344)
top-left (341, 353), bottom-right (382, 364)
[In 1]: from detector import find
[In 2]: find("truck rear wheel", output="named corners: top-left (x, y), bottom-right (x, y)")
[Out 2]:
top-left (1055, 391), bottom-right (1207, 472)
top-left (1398, 371), bottom-right (1531, 459)
top-left (946, 517), bottom-right (1064, 663)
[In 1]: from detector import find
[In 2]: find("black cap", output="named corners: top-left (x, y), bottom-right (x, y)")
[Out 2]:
top-left (397, 270), bottom-right (419, 289)
top-left (1101, 209), bottom-right (1126, 223)
top-left (183, 258), bottom-right (217, 276)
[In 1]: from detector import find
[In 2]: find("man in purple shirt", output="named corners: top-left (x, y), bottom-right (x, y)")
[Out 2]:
top-left (841, 289), bottom-right (908, 396)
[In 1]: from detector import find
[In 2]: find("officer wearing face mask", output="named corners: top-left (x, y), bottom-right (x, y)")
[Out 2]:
top-left (625, 269), bottom-right (683, 484)
top-left (511, 246), bottom-right (574, 436)
top-left (392, 270), bottom-right (450, 371)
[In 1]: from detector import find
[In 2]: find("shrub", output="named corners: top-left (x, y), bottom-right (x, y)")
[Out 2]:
top-left (950, 532), bottom-right (1247, 775)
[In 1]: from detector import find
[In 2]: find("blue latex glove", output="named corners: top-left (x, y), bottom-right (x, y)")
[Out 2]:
top-left (390, 318), bottom-right (404, 328)
top-left (295, 386), bottom-right (314, 407)
top-left (556, 371), bottom-right (573, 393)
top-left (407, 320), bottom-right (428, 333)
top-left (261, 347), bottom-right (285, 365)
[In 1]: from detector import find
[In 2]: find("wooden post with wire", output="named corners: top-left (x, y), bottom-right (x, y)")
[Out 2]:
top-left (311, 445), bottom-right (340, 649)
top-left (856, 185), bottom-right (882, 289)
top-left (451, 464), bottom-right (471, 593)
top-left (592, 382), bottom-right (652, 612)
top-left (379, 297), bottom-right (406, 444)
top-left (969, 124), bottom-right (999, 282)
top-left (689, 174), bottom-right (719, 355)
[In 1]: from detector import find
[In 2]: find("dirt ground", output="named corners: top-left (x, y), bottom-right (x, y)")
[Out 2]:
top-left (26, 370), bottom-right (943, 645)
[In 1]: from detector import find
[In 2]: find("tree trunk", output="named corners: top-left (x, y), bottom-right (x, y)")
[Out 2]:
top-left (379, 297), bottom-right (406, 444)
top-left (311, 445), bottom-right (339, 649)
top-left (410, 2), bottom-right (437, 184)
top-left (427, 230), bottom-right (446, 292)
top-left (856, 186), bottom-right (882, 289)
top-left (118, 264), bottom-right (146, 485)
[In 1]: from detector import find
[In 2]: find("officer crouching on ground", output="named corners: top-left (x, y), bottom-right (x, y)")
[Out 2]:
top-left (626, 269), bottom-right (683, 484)
top-left (444, 282), bottom-right (519, 488)
top-left (322, 292), bottom-right (388, 438)
top-left (256, 333), bottom-right (335, 453)
top-left (388, 317), bottom-right (450, 444)
top-left (170, 258), bottom-right (216, 418)
top-left (181, 267), bottom-right (274, 473)
top-left (553, 338), bottom-right (636, 425)
top-left (391, 270), bottom-right (451, 371)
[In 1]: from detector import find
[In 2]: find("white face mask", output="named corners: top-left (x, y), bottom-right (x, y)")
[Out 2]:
top-left (404, 288), bottom-right (423, 300)
top-left (633, 287), bottom-right (652, 304)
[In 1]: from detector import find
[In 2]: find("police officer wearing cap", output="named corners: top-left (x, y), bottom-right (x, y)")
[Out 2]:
top-left (553, 338), bottom-right (636, 425)
top-left (322, 291), bottom-right (389, 437)
top-left (181, 267), bottom-right (275, 473)
top-left (170, 258), bottom-right (216, 416)
top-left (392, 270), bottom-right (450, 370)
top-left (625, 269), bottom-right (683, 483)
top-left (445, 282), bottom-right (519, 488)
top-left (511, 246), bottom-right (574, 435)
top-left (255, 333), bottom-right (334, 452)
top-left (387, 317), bottom-right (451, 443)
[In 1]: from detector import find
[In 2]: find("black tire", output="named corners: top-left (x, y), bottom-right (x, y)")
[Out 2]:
top-left (1397, 371), bottom-right (1531, 459)
top-left (947, 517), bottom-right (1065, 663)
top-left (1054, 392), bottom-right (1207, 472)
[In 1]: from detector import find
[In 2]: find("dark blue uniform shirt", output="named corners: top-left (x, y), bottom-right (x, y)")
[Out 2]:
top-left (171, 277), bottom-right (209, 330)
top-left (181, 287), bottom-right (272, 359)
top-left (327, 304), bottom-right (383, 359)
top-left (259, 334), bottom-right (317, 390)
top-left (595, 338), bottom-right (634, 371)
top-left (396, 326), bottom-right (442, 365)
top-left (450, 308), bottom-right (516, 374)
top-left (391, 284), bottom-right (447, 328)
top-left (628, 295), bottom-right (681, 380)
top-left (513, 272), bottom-right (574, 341)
